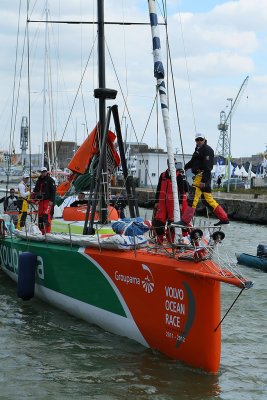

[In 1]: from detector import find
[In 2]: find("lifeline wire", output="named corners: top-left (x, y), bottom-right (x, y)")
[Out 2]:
top-left (214, 287), bottom-right (245, 332)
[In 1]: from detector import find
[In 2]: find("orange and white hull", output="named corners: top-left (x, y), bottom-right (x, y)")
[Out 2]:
top-left (0, 234), bottom-right (250, 374)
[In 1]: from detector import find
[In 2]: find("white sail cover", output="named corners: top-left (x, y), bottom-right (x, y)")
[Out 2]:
top-left (14, 224), bottom-right (148, 250)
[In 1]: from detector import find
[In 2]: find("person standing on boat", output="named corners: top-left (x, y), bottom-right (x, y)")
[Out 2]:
top-left (110, 191), bottom-right (127, 219)
top-left (70, 192), bottom-right (88, 207)
top-left (32, 167), bottom-right (56, 234)
top-left (217, 175), bottom-right (222, 188)
top-left (152, 159), bottom-right (188, 243)
top-left (17, 173), bottom-right (31, 229)
top-left (0, 188), bottom-right (19, 227)
top-left (178, 133), bottom-right (229, 226)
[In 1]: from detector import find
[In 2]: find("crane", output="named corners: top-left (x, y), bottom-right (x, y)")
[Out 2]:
top-left (215, 76), bottom-right (249, 158)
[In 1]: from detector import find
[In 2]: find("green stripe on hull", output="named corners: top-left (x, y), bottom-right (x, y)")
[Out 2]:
top-left (0, 238), bottom-right (126, 317)
top-left (51, 220), bottom-right (114, 235)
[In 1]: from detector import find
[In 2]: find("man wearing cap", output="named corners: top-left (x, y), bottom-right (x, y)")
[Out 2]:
top-left (178, 133), bottom-right (229, 226)
top-left (33, 167), bottom-right (56, 234)
top-left (17, 173), bottom-right (31, 229)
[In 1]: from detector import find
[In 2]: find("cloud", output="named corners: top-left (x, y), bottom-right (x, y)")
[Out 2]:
top-left (0, 0), bottom-right (266, 158)
top-left (173, 52), bottom-right (254, 78)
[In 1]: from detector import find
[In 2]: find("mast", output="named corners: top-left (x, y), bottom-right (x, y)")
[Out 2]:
top-left (147, 0), bottom-right (180, 224)
top-left (97, 0), bottom-right (107, 223)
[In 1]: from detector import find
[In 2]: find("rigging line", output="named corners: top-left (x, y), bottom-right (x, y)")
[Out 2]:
top-left (120, 0), bottom-right (129, 121)
top-left (47, 18), bottom-right (57, 166)
top-left (41, 5), bottom-right (49, 170)
top-left (161, 0), bottom-right (167, 20)
top-left (81, 87), bottom-right (89, 135)
top-left (48, 18), bottom-right (77, 137)
top-left (163, 18), bottom-right (187, 167)
top-left (11, 24), bottom-right (27, 165)
top-left (159, 3), bottom-right (187, 168)
top-left (105, 41), bottom-right (139, 143)
top-left (27, 0), bottom-right (32, 184)
top-left (105, 40), bottom-right (155, 149)
top-left (56, 35), bottom-right (97, 154)
top-left (139, 92), bottom-right (158, 144)
top-left (9, 0), bottom-right (22, 160)
top-left (214, 287), bottom-right (245, 332)
top-left (28, 19), bottom-right (166, 26)
top-left (53, 2), bottom-right (60, 154)
top-left (105, 41), bottom-right (157, 191)
top-left (55, 0), bottom-right (61, 135)
top-left (10, 19), bottom-right (27, 170)
top-left (28, 0), bottom-right (39, 20)
top-left (156, 89), bottom-right (160, 180)
top-left (92, 1), bottom-right (99, 130)
top-left (177, 6), bottom-right (197, 134)
top-left (156, 0), bottom-right (164, 17)
top-left (156, 0), bottom-right (187, 169)
top-left (153, 1), bottom-right (185, 183)
top-left (48, 10), bottom-right (61, 170)
top-left (79, 0), bottom-right (89, 136)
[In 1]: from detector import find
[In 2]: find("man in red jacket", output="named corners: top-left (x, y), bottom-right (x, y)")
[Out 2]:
top-left (152, 159), bottom-right (188, 243)
top-left (33, 167), bottom-right (56, 234)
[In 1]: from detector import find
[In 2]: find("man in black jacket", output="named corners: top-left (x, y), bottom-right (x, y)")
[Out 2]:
top-left (70, 192), bottom-right (88, 207)
top-left (0, 188), bottom-right (19, 227)
top-left (178, 133), bottom-right (229, 226)
top-left (110, 191), bottom-right (127, 219)
top-left (33, 167), bottom-right (56, 234)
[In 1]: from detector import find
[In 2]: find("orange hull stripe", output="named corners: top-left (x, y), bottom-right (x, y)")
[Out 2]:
top-left (63, 205), bottom-right (119, 221)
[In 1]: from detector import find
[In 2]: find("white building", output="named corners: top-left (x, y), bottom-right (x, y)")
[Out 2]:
top-left (136, 152), bottom-right (192, 188)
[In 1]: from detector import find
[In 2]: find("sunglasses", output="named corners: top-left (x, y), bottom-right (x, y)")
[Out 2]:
top-left (195, 138), bottom-right (204, 142)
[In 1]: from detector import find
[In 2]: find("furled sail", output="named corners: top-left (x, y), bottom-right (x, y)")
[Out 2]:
top-left (56, 125), bottom-right (120, 198)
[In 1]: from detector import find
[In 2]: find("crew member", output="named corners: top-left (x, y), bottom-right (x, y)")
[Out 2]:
top-left (0, 188), bottom-right (19, 227)
top-left (33, 167), bottom-right (56, 234)
top-left (217, 175), bottom-right (222, 188)
top-left (17, 173), bottom-right (31, 229)
top-left (178, 133), bottom-right (229, 226)
top-left (70, 192), bottom-right (88, 207)
top-left (152, 158), bottom-right (188, 243)
top-left (110, 191), bottom-right (127, 219)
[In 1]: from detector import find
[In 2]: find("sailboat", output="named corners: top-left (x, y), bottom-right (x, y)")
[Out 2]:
top-left (0, 1), bottom-right (253, 374)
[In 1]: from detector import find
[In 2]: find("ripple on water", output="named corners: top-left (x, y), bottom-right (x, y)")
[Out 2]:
top-left (0, 218), bottom-right (266, 399)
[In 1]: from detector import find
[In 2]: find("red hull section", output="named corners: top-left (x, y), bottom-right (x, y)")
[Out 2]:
top-left (85, 247), bottom-right (222, 373)
top-left (63, 205), bottom-right (119, 221)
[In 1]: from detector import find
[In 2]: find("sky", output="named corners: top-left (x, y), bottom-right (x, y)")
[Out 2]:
top-left (0, 0), bottom-right (266, 159)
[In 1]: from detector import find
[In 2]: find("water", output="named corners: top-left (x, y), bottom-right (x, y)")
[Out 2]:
top-left (0, 210), bottom-right (266, 399)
